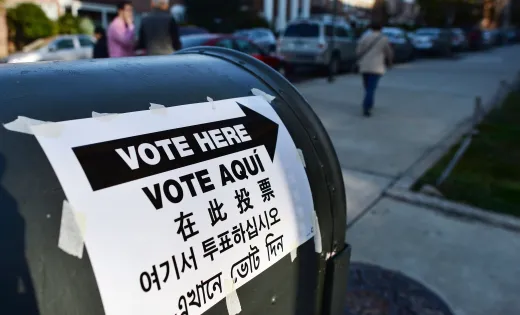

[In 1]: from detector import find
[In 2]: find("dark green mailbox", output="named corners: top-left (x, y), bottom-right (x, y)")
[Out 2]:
top-left (0, 47), bottom-right (350, 315)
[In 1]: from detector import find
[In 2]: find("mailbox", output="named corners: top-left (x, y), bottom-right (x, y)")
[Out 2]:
top-left (0, 47), bottom-right (350, 315)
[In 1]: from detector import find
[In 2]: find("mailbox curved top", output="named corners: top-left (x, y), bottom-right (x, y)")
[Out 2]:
top-left (0, 48), bottom-right (346, 315)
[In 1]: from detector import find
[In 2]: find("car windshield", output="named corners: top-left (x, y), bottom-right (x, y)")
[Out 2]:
top-left (382, 30), bottom-right (400, 38)
top-left (180, 35), bottom-right (216, 48)
top-left (179, 27), bottom-right (209, 36)
top-left (415, 29), bottom-right (440, 36)
top-left (234, 31), bottom-right (252, 38)
top-left (23, 37), bottom-right (54, 52)
top-left (284, 23), bottom-right (319, 37)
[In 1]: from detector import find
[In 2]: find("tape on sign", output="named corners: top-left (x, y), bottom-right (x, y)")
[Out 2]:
top-left (30, 121), bottom-right (64, 138)
top-left (3, 116), bottom-right (49, 135)
top-left (57, 200), bottom-right (86, 259)
top-left (226, 290), bottom-right (242, 315)
top-left (251, 88), bottom-right (276, 103)
top-left (92, 111), bottom-right (118, 121)
top-left (149, 103), bottom-right (167, 115)
top-left (290, 249), bottom-right (298, 262)
top-left (313, 211), bottom-right (322, 254)
top-left (207, 96), bottom-right (216, 110)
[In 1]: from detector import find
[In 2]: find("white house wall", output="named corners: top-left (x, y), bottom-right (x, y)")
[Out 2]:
top-left (263, 0), bottom-right (311, 32)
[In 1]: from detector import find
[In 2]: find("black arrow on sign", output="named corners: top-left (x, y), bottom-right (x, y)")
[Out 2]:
top-left (72, 102), bottom-right (279, 191)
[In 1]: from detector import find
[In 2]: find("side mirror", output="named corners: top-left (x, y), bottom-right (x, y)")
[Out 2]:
top-left (48, 46), bottom-right (57, 52)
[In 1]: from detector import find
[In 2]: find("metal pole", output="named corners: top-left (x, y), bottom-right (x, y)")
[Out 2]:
top-left (328, 0), bottom-right (339, 83)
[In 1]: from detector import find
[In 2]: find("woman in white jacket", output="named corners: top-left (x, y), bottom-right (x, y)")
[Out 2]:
top-left (356, 23), bottom-right (394, 117)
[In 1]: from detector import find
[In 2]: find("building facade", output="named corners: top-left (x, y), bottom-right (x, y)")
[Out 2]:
top-left (250, 0), bottom-right (312, 31)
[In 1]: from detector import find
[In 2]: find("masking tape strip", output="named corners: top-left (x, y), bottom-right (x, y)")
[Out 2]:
top-left (290, 248), bottom-right (298, 262)
top-left (296, 148), bottom-right (306, 168)
top-left (149, 103), bottom-right (167, 115)
top-left (92, 111), bottom-right (118, 121)
top-left (225, 290), bottom-right (242, 315)
top-left (207, 96), bottom-right (216, 110)
top-left (251, 88), bottom-right (276, 103)
top-left (58, 200), bottom-right (86, 259)
top-left (313, 211), bottom-right (322, 254)
top-left (3, 116), bottom-right (49, 135)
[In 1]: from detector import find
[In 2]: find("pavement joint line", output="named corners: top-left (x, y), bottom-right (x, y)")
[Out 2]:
top-left (385, 188), bottom-right (520, 234)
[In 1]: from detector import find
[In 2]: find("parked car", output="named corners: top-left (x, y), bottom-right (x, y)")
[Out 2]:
top-left (277, 18), bottom-right (357, 75)
top-left (450, 28), bottom-right (468, 51)
top-left (465, 27), bottom-right (486, 50)
top-left (5, 35), bottom-right (95, 63)
top-left (180, 34), bottom-right (290, 75)
top-left (412, 28), bottom-right (453, 57)
top-left (234, 28), bottom-right (277, 53)
top-left (381, 27), bottom-right (415, 62)
top-left (179, 26), bottom-right (209, 36)
top-left (481, 29), bottom-right (495, 47)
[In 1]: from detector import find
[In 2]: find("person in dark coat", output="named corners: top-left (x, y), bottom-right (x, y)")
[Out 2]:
top-left (136, 0), bottom-right (182, 56)
top-left (93, 26), bottom-right (109, 59)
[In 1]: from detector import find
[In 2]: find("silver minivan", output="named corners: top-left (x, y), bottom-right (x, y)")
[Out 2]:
top-left (277, 18), bottom-right (357, 74)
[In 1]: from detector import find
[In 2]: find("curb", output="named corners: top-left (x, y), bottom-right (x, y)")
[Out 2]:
top-left (385, 188), bottom-right (520, 233)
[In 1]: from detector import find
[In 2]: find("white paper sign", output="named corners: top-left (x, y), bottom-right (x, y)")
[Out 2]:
top-left (31, 96), bottom-right (315, 315)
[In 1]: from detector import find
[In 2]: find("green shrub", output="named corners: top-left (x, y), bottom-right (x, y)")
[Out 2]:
top-left (6, 3), bottom-right (56, 50)
top-left (57, 13), bottom-right (81, 34)
top-left (78, 17), bottom-right (95, 35)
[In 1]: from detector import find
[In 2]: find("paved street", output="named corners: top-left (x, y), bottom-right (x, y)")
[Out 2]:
top-left (295, 45), bottom-right (520, 315)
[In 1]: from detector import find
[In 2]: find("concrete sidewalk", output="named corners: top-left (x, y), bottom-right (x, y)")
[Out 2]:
top-left (295, 45), bottom-right (520, 315)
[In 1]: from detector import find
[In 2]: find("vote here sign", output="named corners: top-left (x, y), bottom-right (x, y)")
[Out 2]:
top-left (31, 96), bottom-right (315, 315)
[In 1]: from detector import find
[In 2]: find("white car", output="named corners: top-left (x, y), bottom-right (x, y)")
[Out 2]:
top-left (4, 35), bottom-right (95, 64)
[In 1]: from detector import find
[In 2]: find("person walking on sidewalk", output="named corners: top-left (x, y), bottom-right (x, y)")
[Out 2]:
top-left (356, 22), bottom-right (393, 117)
top-left (136, 0), bottom-right (182, 56)
top-left (107, 1), bottom-right (135, 58)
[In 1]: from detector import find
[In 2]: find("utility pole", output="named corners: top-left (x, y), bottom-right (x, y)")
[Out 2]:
top-left (328, 0), bottom-right (339, 83)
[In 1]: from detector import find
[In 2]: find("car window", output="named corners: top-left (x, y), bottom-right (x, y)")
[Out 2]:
top-left (325, 25), bottom-right (334, 37)
top-left (251, 31), bottom-right (264, 39)
top-left (415, 29), bottom-right (440, 36)
top-left (180, 35), bottom-right (215, 48)
top-left (235, 39), bottom-right (262, 55)
top-left (335, 26), bottom-right (349, 38)
top-left (79, 37), bottom-right (94, 47)
top-left (284, 23), bottom-right (320, 37)
top-left (53, 39), bottom-right (75, 50)
top-left (215, 39), bottom-right (234, 49)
